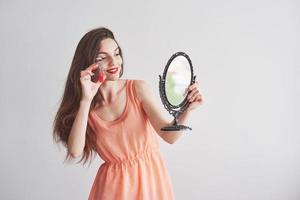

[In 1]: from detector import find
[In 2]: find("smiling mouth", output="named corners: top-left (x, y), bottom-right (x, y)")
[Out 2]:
top-left (106, 67), bottom-right (118, 74)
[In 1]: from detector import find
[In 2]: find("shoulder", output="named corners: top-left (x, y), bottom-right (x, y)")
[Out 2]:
top-left (131, 79), bottom-right (152, 103)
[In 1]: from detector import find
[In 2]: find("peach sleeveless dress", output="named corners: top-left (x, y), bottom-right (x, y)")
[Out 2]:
top-left (87, 79), bottom-right (175, 200)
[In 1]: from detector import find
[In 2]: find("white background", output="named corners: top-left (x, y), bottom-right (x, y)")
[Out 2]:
top-left (0, 0), bottom-right (299, 199)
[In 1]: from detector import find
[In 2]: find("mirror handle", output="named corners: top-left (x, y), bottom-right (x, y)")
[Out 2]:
top-left (192, 75), bottom-right (196, 84)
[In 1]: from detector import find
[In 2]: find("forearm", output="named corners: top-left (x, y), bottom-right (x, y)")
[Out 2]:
top-left (67, 100), bottom-right (91, 157)
top-left (159, 110), bottom-right (191, 144)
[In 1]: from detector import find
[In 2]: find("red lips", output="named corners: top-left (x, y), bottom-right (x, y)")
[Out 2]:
top-left (106, 67), bottom-right (118, 73)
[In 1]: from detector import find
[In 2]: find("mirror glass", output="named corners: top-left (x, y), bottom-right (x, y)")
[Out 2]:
top-left (165, 55), bottom-right (192, 106)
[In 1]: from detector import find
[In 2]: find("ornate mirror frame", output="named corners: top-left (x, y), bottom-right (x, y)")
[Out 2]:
top-left (159, 52), bottom-right (196, 131)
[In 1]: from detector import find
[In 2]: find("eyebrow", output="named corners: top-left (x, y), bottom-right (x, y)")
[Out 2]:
top-left (98, 47), bottom-right (120, 55)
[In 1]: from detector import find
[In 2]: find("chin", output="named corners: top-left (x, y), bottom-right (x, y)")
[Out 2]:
top-left (105, 74), bottom-right (120, 81)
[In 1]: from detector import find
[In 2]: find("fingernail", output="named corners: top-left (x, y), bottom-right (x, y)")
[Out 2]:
top-left (98, 72), bottom-right (104, 82)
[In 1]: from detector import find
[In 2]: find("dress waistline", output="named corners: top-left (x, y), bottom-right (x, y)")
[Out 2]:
top-left (103, 148), bottom-right (160, 166)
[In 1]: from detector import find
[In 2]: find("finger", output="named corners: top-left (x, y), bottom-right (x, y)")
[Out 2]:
top-left (189, 101), bottom-right (201, 107)
top-left (187, 89), bottom-right (200, 99)
top-left (188, 83), bottom-right (199, 91)
top-left (87, 71), bottom-right (94, 76)
top-left (195, 95), bottom-right (203, 102)
top-left (80, 70), bottom-right (94, 77)
top-left (80, 74), bottom-right (91, 81)
top-left (189, 95), bottom-right (199, 103)
top-left (95, 79), bottom-right (102, 87)
top-left (80, 71), bottom-right (91, 78)
top-left (196, 94), bottom-right (204, 103)
top-left (189, 92), bottom-right (202, 102)
top-left (86, 63), bottom-right (99, 72)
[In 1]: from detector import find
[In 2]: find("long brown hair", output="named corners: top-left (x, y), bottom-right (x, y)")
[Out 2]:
top-left (52, 27), bottom-right (124, 165)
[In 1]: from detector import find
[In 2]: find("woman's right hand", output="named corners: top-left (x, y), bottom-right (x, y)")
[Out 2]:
top-left (80, 63), bottom-right (105, 102)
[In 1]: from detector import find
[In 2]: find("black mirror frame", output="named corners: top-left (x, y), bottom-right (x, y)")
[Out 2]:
top-left (159, 52), bottom-right (196, 131)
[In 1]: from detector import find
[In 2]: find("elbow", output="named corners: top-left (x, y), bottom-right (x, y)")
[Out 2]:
top-left (162, 136), bottom-right (178, 144)
top-left (166, 139), bottom-right (177, 144)
top-left (68, 147), bottom-right (83, 158)
top-left (69, 151), bottom-right (82, 158)
top-left (67, 141), bottom-right (83, 158)
top-left (158, 131), bottom-right (181, 144)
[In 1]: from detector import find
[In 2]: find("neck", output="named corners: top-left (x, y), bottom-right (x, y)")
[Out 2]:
top-left (99, 79), bottom-right (124, 104)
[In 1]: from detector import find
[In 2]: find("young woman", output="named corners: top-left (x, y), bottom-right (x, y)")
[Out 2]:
top-left (53, 27), bottom-right (203, 200)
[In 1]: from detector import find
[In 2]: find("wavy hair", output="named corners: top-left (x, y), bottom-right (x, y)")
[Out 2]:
top-left (52, 27), bottom-right (124, 165)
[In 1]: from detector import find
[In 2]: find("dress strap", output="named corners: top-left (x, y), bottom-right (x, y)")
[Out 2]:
top-left (128, 80), bottom-right (142, 108)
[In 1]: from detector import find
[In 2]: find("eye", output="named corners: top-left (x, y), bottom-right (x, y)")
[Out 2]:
top-left (96, 57), bottom-right (106, 62)
top-left (115, 53), bottom-right (120, 56)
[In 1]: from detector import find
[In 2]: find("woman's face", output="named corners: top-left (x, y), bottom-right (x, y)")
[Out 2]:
top-left (96, 38), bottom-right (123, 81)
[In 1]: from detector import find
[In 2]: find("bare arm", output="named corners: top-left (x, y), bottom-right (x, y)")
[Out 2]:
top-left (67, 100), bottom-right (91, 157)
top-left (67, 63), bottom-right (102, 158)
top-left (134, 80), bottom-right (201, 144)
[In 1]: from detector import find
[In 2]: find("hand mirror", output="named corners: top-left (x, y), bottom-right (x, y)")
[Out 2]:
top-left (159, 52), bottom-right (196, 131)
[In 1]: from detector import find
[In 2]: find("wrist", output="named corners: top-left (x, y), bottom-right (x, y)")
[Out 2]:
top-left (80, 98), bottom-right (92, 105)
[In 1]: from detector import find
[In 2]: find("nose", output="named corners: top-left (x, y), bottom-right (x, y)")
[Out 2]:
top-left (108, 57), bottom-right (118, 67)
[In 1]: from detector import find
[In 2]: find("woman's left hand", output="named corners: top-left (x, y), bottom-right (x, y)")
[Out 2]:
top-left (186, 81), bottom-right (203, 111)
